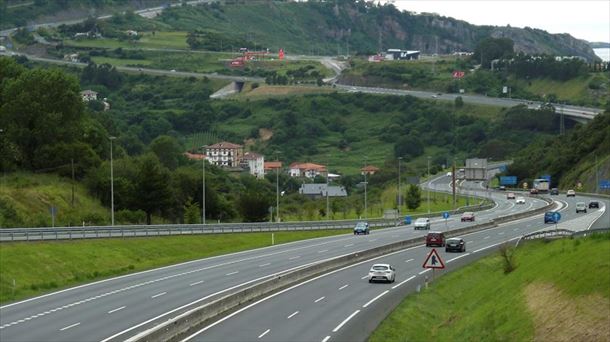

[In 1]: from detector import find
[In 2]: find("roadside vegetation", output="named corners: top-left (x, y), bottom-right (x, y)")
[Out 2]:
top-left (370, 233), bottom-right (610, 341)
top-left (0, 229), bottom-right (353, 303)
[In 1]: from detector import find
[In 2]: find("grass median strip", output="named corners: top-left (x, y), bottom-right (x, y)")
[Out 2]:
top-left (370, 233), bottom-right (610, 341)
top-left (0, 229), bottom-right (351, 304)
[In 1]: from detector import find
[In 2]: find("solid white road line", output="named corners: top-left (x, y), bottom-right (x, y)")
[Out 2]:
top-left (225, 271), bottom-right (239, 276)
top-left (446, 253), bottom-right (471, 263)
top-left (258, 328), bottom-right (270, 339)
top-left (107, 306), bottom-right (125, 314)
top-left (259, 263), bottom-right (271, 267)
top-left (362, 290), bottom-right (389, 308)
top-left (405, 258), bottom-right (414, 263)
top-left (151, 292), bottom-right (166, 299)
top-left (287, 311), bottom-right (299, 319)
top-left (189, 281), bottom-right (204, 286)
top-left (315, 296), bottom-right (326, 303)
top-left (321, 336), bottom-right (331, 342)
top-left (332, 310), bottom-right (360, 332)
top-left (338, 284), bottom-right (349, 291)
top-left (419, 269), bottom-right (430, 275)
top-left (392, 275), bottom-right (416, 289)
top-left (59, 322), bottom-right (80, 331)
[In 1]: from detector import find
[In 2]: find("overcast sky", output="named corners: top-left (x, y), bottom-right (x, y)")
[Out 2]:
top-left (386, 0), bottom-right (610, 43)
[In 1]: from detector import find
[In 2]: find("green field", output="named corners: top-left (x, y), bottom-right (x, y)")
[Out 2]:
top-left (371, 233), bottom-right (610, 341)
top-left (0, 229), bottom-right (352, 303)
top-left (64, 31), bottom-right (189, 50)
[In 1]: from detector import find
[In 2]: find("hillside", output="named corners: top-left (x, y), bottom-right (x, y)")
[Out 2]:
top-left (508, 111), bottom-right (610, 191)
top-left (3, 0), bottom-right (600, 61)
top-left (371, 233), bottom-right (610, 341)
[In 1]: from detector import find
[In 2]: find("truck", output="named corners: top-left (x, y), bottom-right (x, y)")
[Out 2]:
top-left (464, 158), bottom-right (487, 181)
top-left (532, 178), bottom-right (550, 193)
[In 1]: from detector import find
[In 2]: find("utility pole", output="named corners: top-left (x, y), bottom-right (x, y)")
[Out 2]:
top-left (275, 151), bottom-right (281, 223)
top-left (364, 157), bottom-right (368, 220)
top-left (452, 158), bottom-right (457, 209)
top-left (71, 158), bottom-right (75, 207)
top-left (326, 156), bottom-right (330, 220)
top-left (202, 146), bottom-right (206, 225)
top-left (109, 136), bottom-right (116, 226)
top-left (398, 157), bottom-right (402, 214)
top-left (427, 156), bottom-right (431, 214)
top-left (595, 154), bottom-right (599, 193)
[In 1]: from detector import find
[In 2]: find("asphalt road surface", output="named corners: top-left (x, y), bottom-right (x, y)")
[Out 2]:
top-left (0, 177), bottom-right (606, 342)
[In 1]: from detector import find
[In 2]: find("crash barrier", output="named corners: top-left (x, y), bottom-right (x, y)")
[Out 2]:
top-left (521, 227), bottom-right (610, 241)
top-left (0, 202), bottom-right (494, 242)
top-left (130, 198), bottom-right (554, 342)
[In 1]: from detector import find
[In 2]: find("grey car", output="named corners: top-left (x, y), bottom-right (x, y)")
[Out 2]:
top-left (353, 222), bottom-right (370, 235)
top-left (445, 237), bottom-right (466, 252)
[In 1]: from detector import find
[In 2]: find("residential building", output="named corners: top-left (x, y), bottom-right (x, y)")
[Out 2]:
top-left (385, 49), bottom-right (420, 61)
top-left (184, 152), bottom-right (206, 161)
top-left (80, 90), bottom-right (98, 102)
top-left (289, 162), bottom-right (326, 179)
top-left (242, 151), bottom-right (265, 179)
top-left (264, 161), bottom-right (283, 176)
top-left (361, 165), bottom-right (380, 176)
top-left (204, 141), bottom-right (243, 168)
top-left (299, 184), bottom-right (348, 199)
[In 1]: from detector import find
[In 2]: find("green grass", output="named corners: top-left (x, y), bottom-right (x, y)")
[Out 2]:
top-left (91, 56), bottom-right (153, 67)
top-left (370, 233), bottom-right (610, 342)
top-left (64, 31), bottom-right (189, 50)
top-left (0, 173), bottom-right (109, 228)
top-left (516, 73), bottom-right (608, 107)
top-left (0, 229), bottom-right (352, 303)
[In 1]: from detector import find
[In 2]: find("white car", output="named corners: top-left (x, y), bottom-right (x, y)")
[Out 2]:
top-left (368, 264), bottom-right (396, 283)
top-left (575, 202), bottom-right (587, 213)
top-left (414, 217), bottom-right (431, 230)
top-left (567, 189), bottom-right (576, 197)
top-left (516, 197), bottom-right (525, 204)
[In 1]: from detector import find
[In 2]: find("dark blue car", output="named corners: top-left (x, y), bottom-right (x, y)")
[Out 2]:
top-left (544, 211), bottom-right (559, 224)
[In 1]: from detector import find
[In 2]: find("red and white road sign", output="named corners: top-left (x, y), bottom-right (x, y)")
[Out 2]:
top-left (422, 248), bottom-right (445, 269)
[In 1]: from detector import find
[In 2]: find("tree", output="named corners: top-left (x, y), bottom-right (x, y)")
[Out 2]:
top-left (405, 184), bottom-right (421, 210)
top-left (238, 189), bottom-right (271, 222)
top-left (473, 37), bottom-right (514, 69)
top-left (135, 154), bottom-right (173, 224)
top-left (394, 135), bottom-right (424, 159)
top-left (149, 135), bottom-right (184, 170)
top-left (183, 197), bottom-right (200, 224)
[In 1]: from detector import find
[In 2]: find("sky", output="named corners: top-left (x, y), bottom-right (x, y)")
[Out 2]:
top-left (384, 0), bottom-right (610, 43)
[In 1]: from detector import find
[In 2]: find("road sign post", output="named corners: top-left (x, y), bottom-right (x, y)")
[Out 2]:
top-left (423, 248), bottom-right (445, 282)
top-left (552, 211), bottom-right (561, 230)
top-left (442, 212), bottom-right (449, 231)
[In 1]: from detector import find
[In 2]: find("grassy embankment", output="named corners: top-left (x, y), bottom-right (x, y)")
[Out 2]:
top-left (0, 229), bottom-right (353, 304)
top-left (371, 234), bottom-right (610, 341)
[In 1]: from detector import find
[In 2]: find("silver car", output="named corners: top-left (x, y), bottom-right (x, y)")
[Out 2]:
top-left (368, 264), bottom-right (396, 283)
top-left (414, 217), bottom-right (431, 230)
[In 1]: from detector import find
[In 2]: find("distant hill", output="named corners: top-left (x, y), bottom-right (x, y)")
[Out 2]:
top-left (590, 42), bottom-right (610, 48)
top-left (151, 0), bottom-right (600, 61)
top-left (2, 0), bottom-right (601, 61)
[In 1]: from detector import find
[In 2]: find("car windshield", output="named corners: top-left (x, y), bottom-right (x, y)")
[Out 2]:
top-left (448, 239), bottom-right (460, 243)
top-left (415, 218), bottom-right (427, 223)
top-left (356, 222), bottom-right (366, 228)
top-left (372, 265), bottom-right (388, 271)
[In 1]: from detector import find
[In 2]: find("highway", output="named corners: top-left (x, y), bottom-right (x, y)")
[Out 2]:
top-left (0, 173), bottom-right (562, 342)
top-left (185, 179), bottom-right (608, 342)
top-left (334, 84), bottom-right (603, 121)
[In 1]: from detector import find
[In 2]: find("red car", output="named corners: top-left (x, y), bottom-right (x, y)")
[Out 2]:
top-left (530, 188), bottom-right (539, 195)
top-left (460, 212), bottom-right (475, 222)
top-left (426, 231), bottom-right (446, 247)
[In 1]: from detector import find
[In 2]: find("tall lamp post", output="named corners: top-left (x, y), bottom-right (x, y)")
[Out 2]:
top-left (201, 145), bottom-right (206, 225)
top-left (275, 152), bottom-right (281, 223)
top-left (398, 157), bottom-right (402, 214)
top-left (109, 136), bottom-right (116, 226)
top-left (427, 156), bottom-right (431, 214)
top-left (326, 156), bottom-right (330, 220)
top-left (364, 157), bottom-right (368, 220)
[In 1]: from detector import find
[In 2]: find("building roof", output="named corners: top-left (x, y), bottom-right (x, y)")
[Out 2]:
top-left (361, 165), bottom-right (380, 172)
top-left (243, 151), bottom-right (263, 160)
top-left (264, 161), bottom-right (282, 170)
top-left (205, 141), bottom-right (243, 149)
top-left (289, 162), bottom-right (327, 172)
top-left (299, 184), bottom-right (347, 197)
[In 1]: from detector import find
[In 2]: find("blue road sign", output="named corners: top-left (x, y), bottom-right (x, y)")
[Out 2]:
top-left (404, 216), bottom-right (412, 225)
top-left (500, 176), bottom-right (517, 185)
top-left (540, 174), bottom-right (552, 182)
top-left (600, 180), bottom-right (610, 190)
top-left (499, 165), bottom-right (507, 172)
top-left (552, 212), bottom-right (561, 222)
top-left (442, 212), bottom-right (450, 219)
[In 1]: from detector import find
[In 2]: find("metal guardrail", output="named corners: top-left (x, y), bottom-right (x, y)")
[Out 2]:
top-left (0, 201), bottom-right (494, 242)
top-left (520, 227), bottom-right (610, 242)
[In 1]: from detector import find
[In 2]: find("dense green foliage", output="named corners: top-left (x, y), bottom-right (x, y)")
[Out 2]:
top-left (472, 37), bottom-right (514, 68)
top-left (508, 111), bottom-right (610, 190)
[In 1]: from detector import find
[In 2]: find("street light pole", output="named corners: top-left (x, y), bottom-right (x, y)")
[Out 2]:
top-left (275, 152), bottom-right (281, 223)
top-left (398, 157), bottom-right (402, 214)
top-left (201, 146), bottom-right (206, 225)
top-left (364, 157), bottom-right (368, 220)
top-left (326, 157), bottom-right (330, 220)
top-left (109, 136), bottom-right (116, 226)
top-left (427, 156), bottom-right (431, 214)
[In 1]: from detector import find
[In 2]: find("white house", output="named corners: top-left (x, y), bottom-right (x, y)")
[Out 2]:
top-left (242, 151), bottom-right (265, 179)
top-left (80, 90), bottom-right (98, 102)
top-left (204, 141), bottom-right (244, 168)
top-left (289, 162), bottom-right (326, 179)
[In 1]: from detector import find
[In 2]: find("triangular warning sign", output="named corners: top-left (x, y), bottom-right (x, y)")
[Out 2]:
top-left (422, 248), bottom-right (445, 269)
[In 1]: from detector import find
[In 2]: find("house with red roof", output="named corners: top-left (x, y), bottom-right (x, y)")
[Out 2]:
top-left (204, 141), bottom-right (244, 168)
top-left (289, 162), bottom-right (327, 179)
